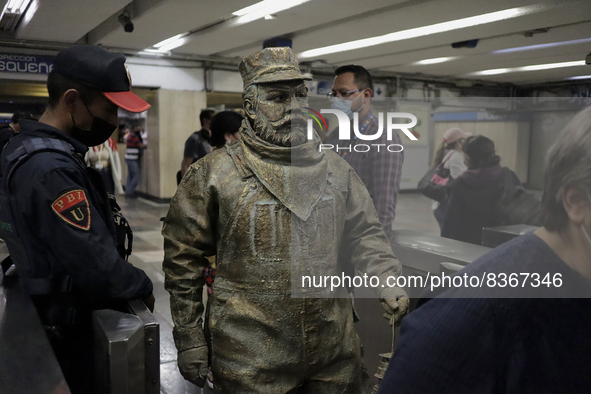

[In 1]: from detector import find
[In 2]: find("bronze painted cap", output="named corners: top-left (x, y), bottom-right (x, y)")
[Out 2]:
top-left (239, 47), bottom-right (312, 88)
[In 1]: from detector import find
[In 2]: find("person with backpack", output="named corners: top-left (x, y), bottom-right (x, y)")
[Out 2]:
top-left (431, 127), bottom-right (471, 228)
top-left (441, 135), bottom-right (521, 244)
top-left (176, 109), bottom-right (214, 185)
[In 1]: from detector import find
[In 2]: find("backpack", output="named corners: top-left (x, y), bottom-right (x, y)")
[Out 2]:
top-left (495, 167), bottom-right (541, 226)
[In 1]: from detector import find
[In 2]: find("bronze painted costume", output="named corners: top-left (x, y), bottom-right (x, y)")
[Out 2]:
top-left (163, 47), bottom-right (406, 394)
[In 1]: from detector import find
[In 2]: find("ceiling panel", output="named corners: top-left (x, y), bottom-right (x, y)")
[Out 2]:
top-left (295, 1), bottom-right (591, 65)
top-left (390, 52), bottom-right (588, 76)
top-left (369, 42), bottom-right (589, 74)
top-left (339, 21), bottom-right (591, 70)
top-left (16, 0), bottom-right (130, 42)
top-left (464, 66), bottom-right (591, 84)
top-left (5, 0), bottom-right (591, 85)
top-left (176, 0), bottom-right (404, 56)
top-left (98, 0), bottom-right (255, 50)
top-left (292, 0), bottom-right (545, 56)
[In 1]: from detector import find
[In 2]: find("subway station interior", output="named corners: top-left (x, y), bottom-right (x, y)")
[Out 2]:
top-left (1, 0), bottom-right (591, 393)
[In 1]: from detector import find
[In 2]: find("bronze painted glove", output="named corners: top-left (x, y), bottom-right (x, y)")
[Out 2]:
top-left (379, 286), bottom-right (410, 326)
top-left (178, 346), bottom-right (209, 387)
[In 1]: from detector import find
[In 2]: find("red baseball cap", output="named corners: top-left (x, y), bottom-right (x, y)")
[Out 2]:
top-left (53, 45), bottom-right (150, 113)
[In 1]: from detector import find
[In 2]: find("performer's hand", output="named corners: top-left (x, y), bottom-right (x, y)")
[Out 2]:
top-left (379, 286), bottom-right (410, 326)
top-left (178, 346), bottom-right (209, 387)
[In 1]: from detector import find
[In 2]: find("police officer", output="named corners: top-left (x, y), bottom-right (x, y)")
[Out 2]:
top-left (0, 45), bottom-right (154, 393)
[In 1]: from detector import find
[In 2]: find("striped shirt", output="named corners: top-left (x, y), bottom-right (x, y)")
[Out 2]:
top-left (125, 132), bottom-right (142, 160)
top-left (325, 110), bottom-right (404, 239)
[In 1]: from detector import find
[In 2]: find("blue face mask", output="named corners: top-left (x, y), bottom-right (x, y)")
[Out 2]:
top-left (331, 91), bottom-right (364, 120)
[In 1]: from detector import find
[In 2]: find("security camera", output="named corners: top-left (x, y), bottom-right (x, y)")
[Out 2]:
top-left (118, 11), bottom-right (134, 33)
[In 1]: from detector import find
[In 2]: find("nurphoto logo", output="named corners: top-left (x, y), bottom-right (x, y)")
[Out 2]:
top-left (305, 109), bottom-right (417, 153)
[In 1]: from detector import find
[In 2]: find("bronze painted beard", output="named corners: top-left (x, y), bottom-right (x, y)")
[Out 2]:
top-left (253, 109), bottom-right (307, 147)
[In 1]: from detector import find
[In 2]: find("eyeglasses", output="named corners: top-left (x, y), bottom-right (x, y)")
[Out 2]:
top-left (327, 89), bottom-right (362, 102)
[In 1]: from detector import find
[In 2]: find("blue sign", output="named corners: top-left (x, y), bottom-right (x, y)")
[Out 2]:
top-left (434, 111), bottom-right (527, 122)
top-left (0, 53), bottom-right (54, 74)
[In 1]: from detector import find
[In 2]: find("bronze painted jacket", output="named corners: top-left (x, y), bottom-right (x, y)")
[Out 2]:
top-left (162, 123), bottom-right (402, 354)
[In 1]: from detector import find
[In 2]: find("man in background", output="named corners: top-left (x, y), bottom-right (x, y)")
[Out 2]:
top-left (325, 65), bottom-right (404, 240)
top-left (0, 112), bottom-right (36, 152)
top-left (125, 125), bottom-right (146, 198)
top-left (180, 109), bottom-right (214, 179)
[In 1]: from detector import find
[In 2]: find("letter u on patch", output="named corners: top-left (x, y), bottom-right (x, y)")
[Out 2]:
top-left (51, 189), bottom-right (91, 230)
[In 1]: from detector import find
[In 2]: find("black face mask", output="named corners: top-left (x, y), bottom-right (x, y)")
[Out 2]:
top-left (70, 102), bottom-right (117, 147)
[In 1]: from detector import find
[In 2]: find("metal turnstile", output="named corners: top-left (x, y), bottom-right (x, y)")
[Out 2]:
top-left (93, 300), bottom-right (160, 394)
top-left (391, 229), bottom-right (491, 298)
top-left (355, 230), bottom-right (492, 387)
top-left (481, 224), bottom-right (539, 248)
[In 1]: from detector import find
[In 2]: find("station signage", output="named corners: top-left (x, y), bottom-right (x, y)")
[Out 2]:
top-left (0, 53), bottom-right (54, 75)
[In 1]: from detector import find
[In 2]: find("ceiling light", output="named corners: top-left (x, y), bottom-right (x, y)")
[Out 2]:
top-left (153, 33), bottom-right (186, 49)
top-left (469, 60), bottom-right (586, 76)
top-left (233, 0), bottom-right (311, 25)
top-left (3, 0), bottom-right (31, 14)
top-left (0, 0), bottom-right (32, 31)
top-left (491, 37), bottom-right (591, 54)
top-left (471, 68), bottom-right (511, 76)
top-left (157, 37), bottom-right (190, 52)
top-left (232, 0), bottom-right (270, 16)
top-left (414, 57), bottom-right (457, 65)
top-left (139, 48), bottom-right (171, 56)
top-left (566, 75), bottom-right (591, 80)
top-left (519, 60), bottom-right (585, 71)
top-left (299, 5), bottom-right (543, 59)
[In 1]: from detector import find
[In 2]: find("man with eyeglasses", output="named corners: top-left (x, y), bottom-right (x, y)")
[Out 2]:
top-left (325, 65), bottom-right (404, 242)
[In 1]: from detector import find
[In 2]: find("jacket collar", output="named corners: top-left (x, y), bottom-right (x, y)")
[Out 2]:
top-left (19, 119), bottom-right (89, 155)
top-left (459, 164), bottom-right (502, 188)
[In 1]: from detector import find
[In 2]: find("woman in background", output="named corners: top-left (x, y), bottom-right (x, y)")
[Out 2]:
top-left (432, 127), bottom-right (471, 228)
top-left (208, 110), bottom-right (244, 150)
top-left (441, 135), bottom-right (520, 244)
top-left (85, 136), bottom-right (124, 195)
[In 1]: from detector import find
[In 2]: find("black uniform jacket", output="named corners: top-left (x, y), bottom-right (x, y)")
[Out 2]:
top-left (0, 119), bottom-right (152, 308)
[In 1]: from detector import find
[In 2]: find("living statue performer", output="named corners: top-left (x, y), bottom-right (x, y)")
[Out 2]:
top-left (162, 47), bottom-right (409, 394)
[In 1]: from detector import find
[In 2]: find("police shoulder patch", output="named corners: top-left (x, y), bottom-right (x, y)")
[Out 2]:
top-left (51, 189), bottom-right (91, 231)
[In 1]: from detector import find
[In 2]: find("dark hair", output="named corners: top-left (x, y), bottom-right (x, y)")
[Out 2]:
top-left (209, 111), bottom-right (244, 149)
top-left (541, 106), bottom-right (591, 233)
top-left (462, 135), bottom-right (500, 169)
top-left (432, 140), bottom-right (461, 165)
top-left (47, 71), bottom-right (102, 108)
top-left (199, 109), bottom-right (215, 127)
top-left (334, 64), bottom-right (373, 91)
top-left (11, 112), bottom-right (35, 124)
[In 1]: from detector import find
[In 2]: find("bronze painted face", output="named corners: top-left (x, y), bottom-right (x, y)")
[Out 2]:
top-left (250, 80), bottom-right (309, 147)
